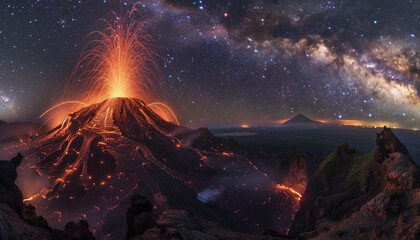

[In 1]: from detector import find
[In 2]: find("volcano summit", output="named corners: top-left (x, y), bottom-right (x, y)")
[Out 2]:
top-left (282, 114), bottom-right (323, 126)
top-left (19, 97), bottom-right (300, 237)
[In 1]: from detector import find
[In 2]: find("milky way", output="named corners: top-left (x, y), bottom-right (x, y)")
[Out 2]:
top-left (0, 0), bottom-right (419, 128)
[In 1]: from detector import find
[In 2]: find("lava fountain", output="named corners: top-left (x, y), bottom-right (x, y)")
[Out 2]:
top-left (42, 2), bottom-right (178, 127)
top-left (65, 3), bottom-right (156, 103)
top-left (13, 2), bottom-right (302, 239)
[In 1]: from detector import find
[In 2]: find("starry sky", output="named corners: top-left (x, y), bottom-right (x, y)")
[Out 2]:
top-left (0, 0), bottom-right (419, 128)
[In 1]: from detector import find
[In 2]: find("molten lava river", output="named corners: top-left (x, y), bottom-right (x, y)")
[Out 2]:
top-left (6, 97), bottom-right (301, 238)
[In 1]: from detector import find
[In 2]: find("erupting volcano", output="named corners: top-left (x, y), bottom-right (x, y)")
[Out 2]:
top-left (21, 97), bottom-right (300, 237)
top-left (2, 1), bottom-right (420, 240)
top-left (11, 3), bottom-right (302, 238)
top-left (41, 3), bottom-right (178, 127)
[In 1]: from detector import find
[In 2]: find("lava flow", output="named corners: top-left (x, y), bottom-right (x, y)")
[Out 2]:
top-left (13, 3), bottom-right (302, 238)
top-left (20, 97), bottom-right (301, 237)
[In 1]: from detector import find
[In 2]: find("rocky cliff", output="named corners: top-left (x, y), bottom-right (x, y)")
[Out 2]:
top-left (283, 155), bottom-right (307, 197)
top-left (290, 127), bottom-right (420, 239)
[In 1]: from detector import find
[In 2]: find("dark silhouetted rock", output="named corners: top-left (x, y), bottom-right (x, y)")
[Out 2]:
top-left (134, 209), bottom-right (298, 240)
top-left (63, 220), bottom-right (95, 240)
top-left (126, 194), bottom-right (154, 239)
top-left (379, 126), bottom-right (409, 156)
top-left (22, 204), bottom-right (49, 228)
top-left (156, 209), bottom-right (202, 236)
top-left (0, 206), bottom-right (95, 240)
top-left (0, 154), bottom-right (95, 240)
top-left (261, 229), bottom-right (282, 237)
top-left (0, 153), bottom-right (24, 215)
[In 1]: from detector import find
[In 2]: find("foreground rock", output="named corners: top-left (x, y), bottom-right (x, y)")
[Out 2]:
top-left (290, 127), bottom-right (420, 239)
top-left (129, 208), bottom-right (299, 240)
top-left (0, 154), bottom-right (94, 240)
top-left (0, 153), bottom-right (24, 215)
top-left (126, 194), bottom-right (154, 239)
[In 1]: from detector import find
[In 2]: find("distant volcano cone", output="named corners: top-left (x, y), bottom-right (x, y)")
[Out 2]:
top-left (21, 97), bottom-right (300, 236)
top-left (283, 114), bottom-right (322, 125)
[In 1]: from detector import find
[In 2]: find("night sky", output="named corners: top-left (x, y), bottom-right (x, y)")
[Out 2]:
top-left (0, 0), bottom-right (419, 128)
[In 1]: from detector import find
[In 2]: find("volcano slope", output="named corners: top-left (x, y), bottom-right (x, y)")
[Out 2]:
top-left (290, 127), bottom-right (420, 239)
top-left (21, 97), bottom-right (300, 237)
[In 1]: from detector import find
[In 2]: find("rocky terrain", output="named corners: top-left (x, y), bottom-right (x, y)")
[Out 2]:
top-left (0, 153), bottom-right (94, 240)
top-left (289, 127), bottom-right (420, 239)
top-left (174, 127), bottom-right (317, 195)
top-left (124, 194), bottom-right (299, 240)
top-left (2, 114), bottom-right (419, 240)
top-left (0, 152), bottom-right (298, 240)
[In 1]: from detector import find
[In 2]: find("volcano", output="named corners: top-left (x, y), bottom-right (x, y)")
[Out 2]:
top-left (282, 114), bottom-right (323, 126)
top-left (19, 97), bottom-right (300, 237)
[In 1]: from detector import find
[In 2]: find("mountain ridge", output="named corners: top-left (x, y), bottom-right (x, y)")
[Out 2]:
top-left (289, 126), bottom-right (420, 239)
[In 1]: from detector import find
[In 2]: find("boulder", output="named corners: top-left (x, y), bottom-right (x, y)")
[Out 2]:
top-left (0, 153), bottom-right (24, 215)
top-left (126, 194), bottom-right (154, 239)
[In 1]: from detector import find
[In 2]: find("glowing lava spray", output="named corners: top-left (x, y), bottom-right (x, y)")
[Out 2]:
top-left (42, 3), bottom-right (178, 126)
